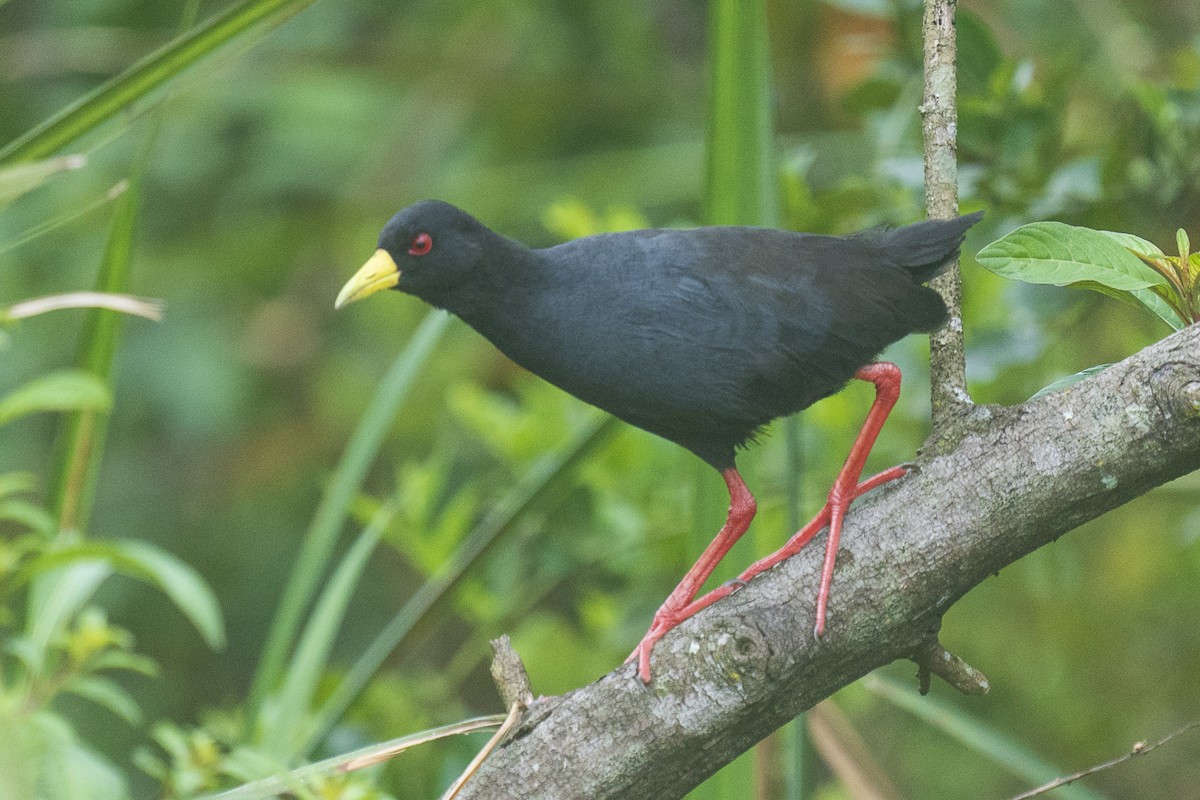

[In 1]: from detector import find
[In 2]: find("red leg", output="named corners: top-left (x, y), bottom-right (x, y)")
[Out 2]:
top-left (683, 362), bottom-right (905, 639)
top-left (810, 362), bottom-right (902, 636)
top-left (628, 467), bottom-right (756, 682)
top-left (683, 466), bottom-right (905, 619)
top-left (629, 362), bottom-right (903, 681)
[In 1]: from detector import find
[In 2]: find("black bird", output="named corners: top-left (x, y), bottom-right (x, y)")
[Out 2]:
top-left (337, 201), bottom-right (982, 682)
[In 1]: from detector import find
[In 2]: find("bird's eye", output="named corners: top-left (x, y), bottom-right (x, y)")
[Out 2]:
top-left (408, 232), bottom-right (433, 256)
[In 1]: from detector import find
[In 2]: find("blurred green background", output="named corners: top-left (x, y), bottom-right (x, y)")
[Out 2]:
top-left (2, 0), bottom-right (1199, 798)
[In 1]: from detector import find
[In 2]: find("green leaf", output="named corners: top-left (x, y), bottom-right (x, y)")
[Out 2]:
top-left (1098, 230), bottom-right (1165, 257)
top-left (0, 0), bottom-right (317, 165)
top-left (0, 371), bottom-right (111, 427)
top-left (48, 176), bottom-right (141, 533)
top-left (100, 540), bottom-right (227, 651)
top-left (1095, 232), bottom-right (1186, 328)
top-left (15, 711), bottom-right (128, 800)
top-left (64, 676), bottom-right (144, 725)
top-left (202, 717), bottom-right (503, 800)
top-left (1029, 364), bottom-right (1113, 399)
top-left (89, 649), bottom-right (160, 678)
top-left (0, 154), bottom-right (87, 210)
top-left (1128, 287), bottom-right (1186, 330)
top-left (25, 561), bottom-right (112, 672)
top-left (0, 499), bottom-right (56, 533)
top-left (0, 181), bottom-right (128, 257)
top-left (0, 471), bottom-right (38, 499)
top-left (977, 222), bottom-right (1168, 291)
top-left (21, 541), bottom-right (225, 651)
top-left (303, 414), bottom-right (616, 753)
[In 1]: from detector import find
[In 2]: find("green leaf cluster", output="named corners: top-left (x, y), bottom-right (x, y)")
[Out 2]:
top-left (978, 221), bottom-right (1199, 331)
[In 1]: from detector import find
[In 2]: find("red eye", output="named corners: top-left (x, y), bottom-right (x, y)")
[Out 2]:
top-left (408, 232), bottom-right (433, 256)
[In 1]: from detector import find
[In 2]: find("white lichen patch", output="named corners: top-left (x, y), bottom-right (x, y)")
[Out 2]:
top-left (1030, 440), bottom-right (1067, 473)
top-left (1101, 474), bottom-right (1118, 490)
top-left (1123, 403), bottom-right (1154, 435)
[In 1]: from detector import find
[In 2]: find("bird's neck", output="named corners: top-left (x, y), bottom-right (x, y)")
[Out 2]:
top-left (438, 232), bottom-right (546, 327)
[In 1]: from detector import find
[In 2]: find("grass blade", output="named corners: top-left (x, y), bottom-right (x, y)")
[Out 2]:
top-left (0, 0), bottom-right (316, 165)
top-left (864, 674), bottom-right (1106, 800)
top-left (260, 502), bottom-right (398, 758)
top-left (0, 154), bottom-right (87, 210)
top-left (698, 2), bottom-right (782, 797)
top-left (46, 169), bottom-right (140, 533)
top-left (705, 0), bottom-right (777, 228)
top-left (302, 415), bottom-right (617, 753)
top-left (198, 717), bottom-right (504, 800)
top-left (248, 311), bottom-right (452, 718)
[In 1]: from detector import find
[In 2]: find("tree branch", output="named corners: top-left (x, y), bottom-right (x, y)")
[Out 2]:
top-left (456, 324), bottom-right (1200, 800)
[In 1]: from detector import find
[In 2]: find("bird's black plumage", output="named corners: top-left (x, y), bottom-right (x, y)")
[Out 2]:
top-left (356, 200), bottom-right (981, 469)
top-left (339, 200), bottom-right (984, 682)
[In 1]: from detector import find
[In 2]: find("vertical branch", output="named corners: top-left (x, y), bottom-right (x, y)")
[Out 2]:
top-left (920, 0), bottom-right (970, 431)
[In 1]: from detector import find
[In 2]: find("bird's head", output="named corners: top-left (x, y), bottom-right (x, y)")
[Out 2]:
top-left (335, 200), bottom-right (490, 310)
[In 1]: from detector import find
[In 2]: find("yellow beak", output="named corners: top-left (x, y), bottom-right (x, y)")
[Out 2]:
top-left (335, 249), bottom-right (400, 309)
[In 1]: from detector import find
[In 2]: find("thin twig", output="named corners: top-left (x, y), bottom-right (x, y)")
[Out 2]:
top-left (440, 701), bottom-right (526, 800)
top-left (440, 636), bottom-right (537, 799)
top-left (489, 634), bottom-right (534, 709)
top-left (911, 638), bottom-right (990, 696)
top-left (1008, 722), bottom-right (1200, 800)
top-left (920, 0), bottom-right (972, 431)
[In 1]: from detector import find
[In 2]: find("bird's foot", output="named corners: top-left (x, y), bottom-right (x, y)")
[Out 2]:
top-left (626, 586), bottom-right (741, 683)
top-left (625, 610), bottom-right (675, 683)
top-left (726, 465), bottom-right (908, 637)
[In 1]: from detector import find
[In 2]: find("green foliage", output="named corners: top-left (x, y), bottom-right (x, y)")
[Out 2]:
top-left (0, 155), bottom-right (88, 210)
top-left (0, 371), bottom-right (111, 427)
top-left (0, 0), bottom-right (318, 165)
top-left (3, 1), bottom-right (1200, 798)
top-left (977, 221), bottom-right (1200, 331)
top-left (976, 223), bottom-right (1167, 293)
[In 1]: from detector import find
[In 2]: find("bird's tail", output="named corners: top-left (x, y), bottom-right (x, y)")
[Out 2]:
top-left (873, 211), bottom-right (984, 283)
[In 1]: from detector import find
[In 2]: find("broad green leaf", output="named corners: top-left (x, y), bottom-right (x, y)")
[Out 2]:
top-left (0, 0), bottom-right (317, 165)
top-left (0, 371), bottom-right (111, 427)
top-left (1098, 230), bottom-right (1165, 257)
top-left (1066, 279), bottom-right (1186, 331)
top-left (0, 154), bottom-right (86, 210)
top-left (1128, 287), bottom-right (1186, 330)
top-left (976, 222), bottom-right (1168, 291)
top-left (1030, 364), bottom-right (1113, 399)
